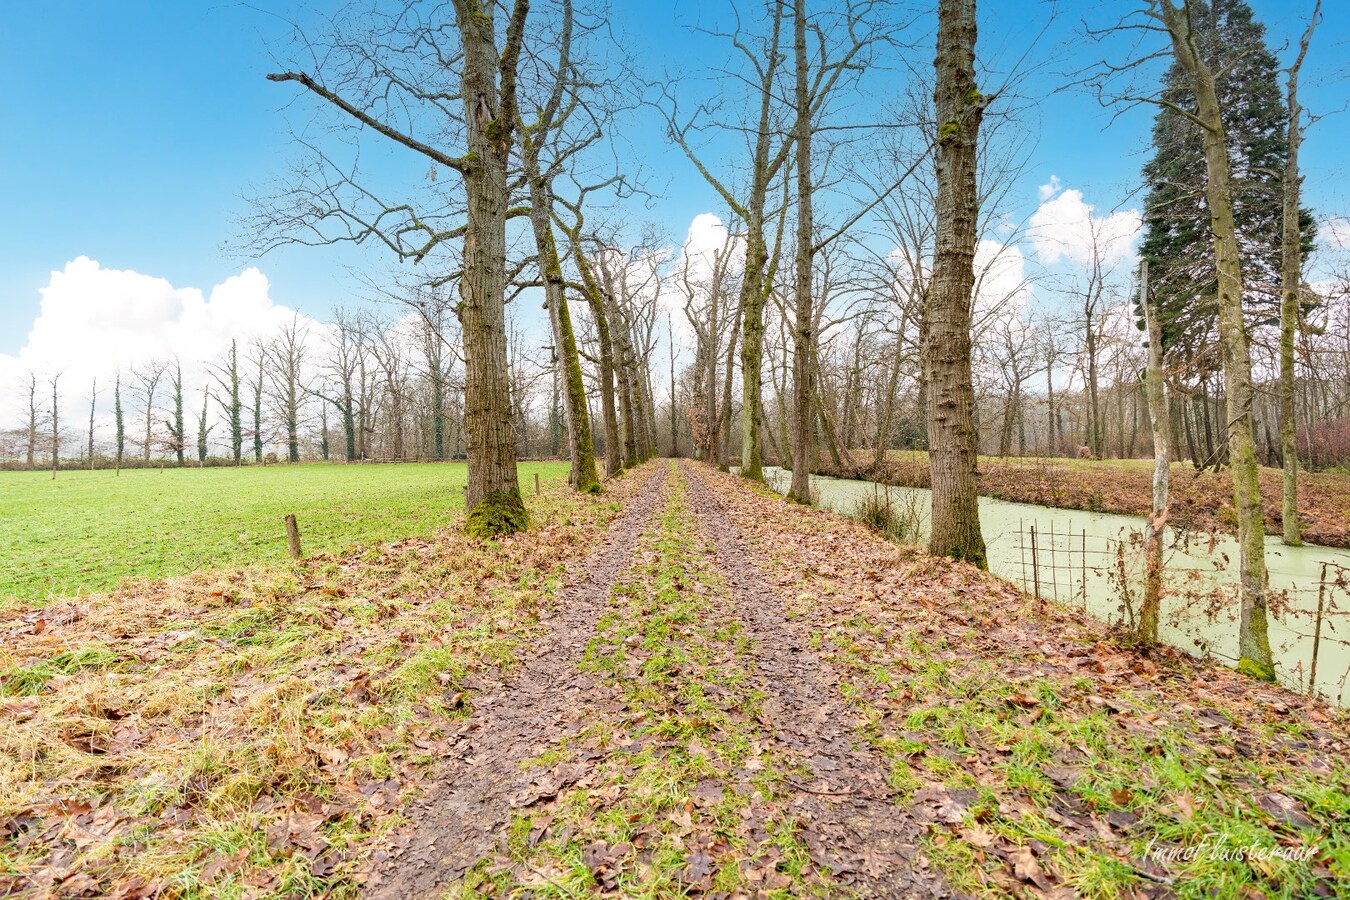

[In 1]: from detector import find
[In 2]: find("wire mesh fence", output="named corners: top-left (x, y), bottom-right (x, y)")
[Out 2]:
top-left (1013, 518), bottom-right (1350, 705)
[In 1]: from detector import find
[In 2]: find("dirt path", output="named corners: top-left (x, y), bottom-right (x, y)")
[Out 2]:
top-left (363, 465), bottom-right (669, 898)
top-left (679, 461), bottom-right (949, 899)
top-left (377, 461), bottom-right (949, 898)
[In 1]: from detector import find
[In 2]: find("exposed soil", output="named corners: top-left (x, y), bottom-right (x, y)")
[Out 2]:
top-left (679, 462), bottom-right (949, 898)
top-left (362, 465), bottom-right (669, 897)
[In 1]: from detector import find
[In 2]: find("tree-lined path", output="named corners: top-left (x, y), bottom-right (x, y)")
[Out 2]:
top-left (355, 461), bottom-right (1344, 898)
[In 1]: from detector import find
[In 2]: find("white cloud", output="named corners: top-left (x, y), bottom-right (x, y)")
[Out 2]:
top-left (1029, 179), bottom-right (1140, 268)
top-left (662, 213), bottom-right (745, 344)
top-left (674, 213), bottom-right (741, 281)
top-left (0, 257), bottom-right (321, 447)
top-left (1323, 215), bottom-right (1350, 252)
top-left (974, 239), bottom-right (1032, 317)
top-left (1038, 175), bottom-right (1062, 203)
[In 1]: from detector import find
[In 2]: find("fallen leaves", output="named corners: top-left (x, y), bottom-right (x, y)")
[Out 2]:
top-left (691, 465), bottom-right (1350, 899)
top-left (0, 473), bottom-right (646, 896)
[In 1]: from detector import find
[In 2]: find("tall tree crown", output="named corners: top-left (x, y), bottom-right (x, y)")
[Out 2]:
top-left (1139, 0), bottom-right (1314, 364)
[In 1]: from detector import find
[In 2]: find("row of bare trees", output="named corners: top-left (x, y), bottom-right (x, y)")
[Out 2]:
top-left (9, 2), bottom-right (1344, 681)
top-left (4, 301), bottom-right (669, 475)
top-left (656, 0), bottom-right (1341, 684)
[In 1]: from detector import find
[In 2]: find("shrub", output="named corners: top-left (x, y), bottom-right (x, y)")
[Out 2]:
top-left (854, 487), bottom-right (926, 545)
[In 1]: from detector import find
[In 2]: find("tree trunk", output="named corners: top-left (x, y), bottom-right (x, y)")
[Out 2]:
top-left (787, 0), bottom-right (815, 503)
top-left (1045, 337), bottom-right (1056, 456)
top-left (1085, 306), bottom-right (1103, 459)
top-left (455, 0), bottom-right (529, 536)
top-left (573, 249), bottom-right (622, 476)
top-left (1279, 4), bottom-right (1317, 545)
top-left (669, 319), bottom-right (679, 456)
top-left (173, 365), bottom-right (185, 465)
top-left (603, 277), bottom-right (641, 469)
top-left (720, 295), bottom-right (742, 468)
top-left (706, 259), bottom-right (721, 466)
top-left (87, 378), bottom-right (97, 469)
top-left (873, 341), bottom-right (903, 471)
top-left (739, 218), bottom-right (770, 480)
top-left (114, 374), bottom-right (125, 475)
top-left (50, 376), bottom-right (60, 480)
top-left (1140, 259), bottom-right (1169, 645)
top-left (924, 0), bottom-right (987, 567)
top-left (26, 374), bottom-right (37, 469)
top-left (252, 354), bottom-right (264, 463)
top-left (1160, 0), bottom-right (1273, 679)
top-left (528, 187), bottom-right (598, 492)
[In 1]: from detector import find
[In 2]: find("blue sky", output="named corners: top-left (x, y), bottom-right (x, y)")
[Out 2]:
top-left (2, 0), bottom-right (1347, 358)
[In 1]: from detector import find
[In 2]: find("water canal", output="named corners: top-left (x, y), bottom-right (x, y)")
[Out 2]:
top-left (760, 466), bottom-right (1350, 705)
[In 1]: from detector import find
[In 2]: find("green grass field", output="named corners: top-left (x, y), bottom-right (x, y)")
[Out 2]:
top-left (0, 461), bottom-right (570, 604)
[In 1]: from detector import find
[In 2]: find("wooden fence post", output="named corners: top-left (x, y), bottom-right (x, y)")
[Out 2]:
top-left (534, 472), bottom-right (541, 495)
top-left (284, 514), bottom-right (302, 560)
top-left (1030, 524), bottom-right (1040, 606)
top-left (1309, 562), bottom-right (1328, 696)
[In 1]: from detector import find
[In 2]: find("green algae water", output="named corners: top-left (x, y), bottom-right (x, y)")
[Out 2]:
top-left (759, 467), bottom-right (1350, 705)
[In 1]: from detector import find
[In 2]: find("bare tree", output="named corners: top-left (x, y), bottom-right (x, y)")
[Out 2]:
top-left (132, 360), bottom-right (168, 463)
top-left (23, 371), bottom-right (39, 469)
top-left (786, 0), bottom-right (816, 502)
top-left (48, 373), bottom-right (61, 479)
top-left (663, 0), bottom-right (792, 483)
top-left (556, 189), bottom-right (623, 475)
top-left (196, 385), bottom-right (213, 465)
top-left (517, 0), bottom-right (603, 491)
top-left (86, 377), bottom-right (97, 470)
top-left (1061, 215), bottom-right (1124, 459)
top-left (266, 314), bottom-right (309, 463)
top-left (164, 360), bottom-right (187, 465)
top-left (925, 0), bottom-right (989, 566)
top-left (370, 318), bottom-right (414, 461)
top-left (113, 372), bottom-right (125, 476)
top-left (1279, 1), bottom-right (1320, 545)
top-left (264, 0), bottom-right (532, 533)
top-left (310, 311), bottom-right (367, 463)
top-left (248, 342), bottom-right (266, 463)
top-left (209, 341), bottom-right (243, 465)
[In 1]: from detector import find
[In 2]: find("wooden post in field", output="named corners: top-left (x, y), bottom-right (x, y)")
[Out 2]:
top-left (534, 472), bottom-right (541, 495)
top-left (284, 514), bottom-right (302, 560)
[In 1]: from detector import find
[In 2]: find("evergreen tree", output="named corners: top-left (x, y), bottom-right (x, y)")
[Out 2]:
top-left (1139, 0), bottom-right (1314, 367)
top-left (166, 360), bottom-right (186, 465)
top-left (113, 373), bottom-right (125, 473)
top-left (197, 386), bottom-right (212, 463)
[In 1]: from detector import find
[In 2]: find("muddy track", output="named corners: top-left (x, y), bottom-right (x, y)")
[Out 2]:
top-left (679, 462), bottom-right (951, 899)
top-left (363, 465), bottom-right (669, 898)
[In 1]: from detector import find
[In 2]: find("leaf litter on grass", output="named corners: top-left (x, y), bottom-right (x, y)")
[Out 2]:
top-left (689, 465), bottom-right (1349, 899)
top-left (0, 472), bottom-right (642, 899)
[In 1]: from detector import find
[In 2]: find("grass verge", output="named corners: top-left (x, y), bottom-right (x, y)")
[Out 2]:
top-left (0, 472), bottom-right (634, 898)
top-left (0, 461), bottom-right (570, 604)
